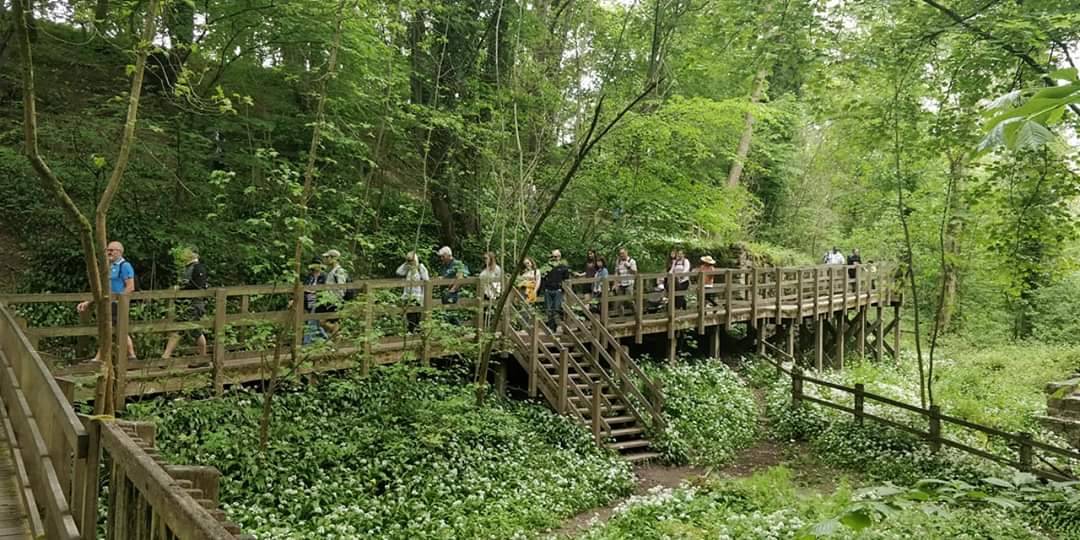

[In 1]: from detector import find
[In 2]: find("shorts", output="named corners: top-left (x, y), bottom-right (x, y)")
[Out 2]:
top-left (177, 300), bottom-right (207, 338)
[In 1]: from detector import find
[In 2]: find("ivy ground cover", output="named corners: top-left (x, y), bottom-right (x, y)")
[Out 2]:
top-left (128, 366), bottom-right (634, 539)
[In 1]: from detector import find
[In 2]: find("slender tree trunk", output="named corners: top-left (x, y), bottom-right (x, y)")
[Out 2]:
top-left (934, 155), bottom-right (964, 334)
top-left (726, 68), bottom-right (768, 187)
top-left (474, 82), bottom-right (658, 405)
top-left (13, 0), bottom-right (159, 415)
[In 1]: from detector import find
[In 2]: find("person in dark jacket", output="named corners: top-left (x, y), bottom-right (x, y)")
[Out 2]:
top-left (540, 250), bottom-right (571, 330)
top-left (163, 247), bottom-right (208, 358)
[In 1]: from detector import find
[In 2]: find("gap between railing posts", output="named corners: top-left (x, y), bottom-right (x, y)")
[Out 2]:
top-left (791, 366), bottom-right (803, 409)
top-left (854, 383), bottom-right (865, 426)
top-left (928, 404), bottom-right (942, 453)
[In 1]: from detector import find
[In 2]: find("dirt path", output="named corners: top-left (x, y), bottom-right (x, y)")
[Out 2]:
top-left (548, 463), bottom-right (707, 538)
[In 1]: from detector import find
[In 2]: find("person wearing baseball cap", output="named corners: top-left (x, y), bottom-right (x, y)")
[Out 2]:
top-left (539, 249), bottom-right (571, 330)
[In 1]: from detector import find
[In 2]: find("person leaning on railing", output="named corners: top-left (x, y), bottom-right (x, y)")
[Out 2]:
top-left (698, 255), bottom-right (718, 306)
top-left (395, 251), bottom-right (429, 333)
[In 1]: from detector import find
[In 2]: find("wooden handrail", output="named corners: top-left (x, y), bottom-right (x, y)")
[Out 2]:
top-left (762, 353), bottom-right (1078, 480)
top-left (561, 287), bottom-right (666, 429)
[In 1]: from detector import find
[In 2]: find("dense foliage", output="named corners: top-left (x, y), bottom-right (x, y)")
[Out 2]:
top-left (575, 467), bottom-right (1050, 539)
top-left (128, 366), bottom-right (634, 539)
top-left (648, 360), bottom-right (758, 467)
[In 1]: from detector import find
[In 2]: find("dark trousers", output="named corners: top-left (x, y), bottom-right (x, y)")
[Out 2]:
top-left (544, 289), bottom-right (563, 329)
top-left (675, 279), bottom-right (689, 309)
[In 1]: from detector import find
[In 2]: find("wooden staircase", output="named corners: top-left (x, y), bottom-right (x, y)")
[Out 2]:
top-left (505, 289), bottom-right (666, 463)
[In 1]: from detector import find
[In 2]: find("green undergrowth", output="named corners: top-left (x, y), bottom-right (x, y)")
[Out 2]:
top-left (574, 466), bottom-right (1049, 539)
top-left (127, 365), bottom-right (634, 539)
top-left (647, 360), bottom-right (758, 467)
top-left (749, 350), bottom-right (1080, 538)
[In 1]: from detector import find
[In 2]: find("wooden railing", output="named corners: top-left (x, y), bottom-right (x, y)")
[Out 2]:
top-left (759, 353), bottom-right (1080, 482)
top-left (0, 302), bottom-right (250, 539)
top-left (561, 287), bottom-right (665, 430)
top-left (0, 301), bottom-right (90, 539)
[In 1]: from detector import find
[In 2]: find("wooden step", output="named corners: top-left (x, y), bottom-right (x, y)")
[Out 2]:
top-left (576, 404), bottom-right (627, 414)
top-left (608, 427), bottom-right (644, 437)
top-left (623, 451), bottom-right (662, 463)
top-left (604, 415), bottom-right (637, 424)
top-left (606, 439), bottom-right (651, 451)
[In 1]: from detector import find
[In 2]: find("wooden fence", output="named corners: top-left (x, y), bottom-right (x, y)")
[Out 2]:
top-left (760, 352), bottom-right (1080, 482)
top-left (0, 302), bottom-right (250, 538)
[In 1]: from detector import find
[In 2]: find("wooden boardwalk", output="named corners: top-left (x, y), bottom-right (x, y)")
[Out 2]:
top-left (0, 406), bottom-right (31, 540)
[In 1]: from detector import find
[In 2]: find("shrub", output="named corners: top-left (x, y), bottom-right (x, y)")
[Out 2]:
top-left (127, 365), bottom-right (634, 539)
top-left (648, 360), bottom-right (758, 467)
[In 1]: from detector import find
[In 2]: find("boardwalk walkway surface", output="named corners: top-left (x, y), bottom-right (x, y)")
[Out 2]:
top-left (0, 411), bottom-right (31, 540)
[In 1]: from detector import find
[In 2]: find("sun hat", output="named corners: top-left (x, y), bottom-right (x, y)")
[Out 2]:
top-left (700, 255), bottom-right (716, 265)
top-left (322, 249), bottom-right (341, 258)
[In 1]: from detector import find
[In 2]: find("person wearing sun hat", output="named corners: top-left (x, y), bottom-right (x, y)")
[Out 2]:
top-left (699, 255), bottom-right (718, 306)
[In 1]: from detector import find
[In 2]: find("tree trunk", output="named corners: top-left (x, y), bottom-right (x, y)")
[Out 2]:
top-left (935, 157), bottom-right (964, 334)
top-left (726, 68), bottom-right (768, 187)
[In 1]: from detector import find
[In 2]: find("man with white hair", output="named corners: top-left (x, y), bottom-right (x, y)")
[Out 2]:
top-left (540, 249), bottom-right (571, 330)
top-left (320, 249), bottom-right (348, 335)
top-left (437, 246), bottom-right (469, 304)
top-left (76, 240), bottom-right (137, 361)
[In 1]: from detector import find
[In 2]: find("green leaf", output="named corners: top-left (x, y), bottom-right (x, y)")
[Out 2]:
top-left (1048, 68), bottom-right (1078, 82)
top-left (840, 509), bottom-right (873, 531)
top-left (983, 477), bottom-right (1015, 489)
top-left (1012, 120), bottom-right (1055, 150)
top-left (809, 518), bottom-right (842, 537)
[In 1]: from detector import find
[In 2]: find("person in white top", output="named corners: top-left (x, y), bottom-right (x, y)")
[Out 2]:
top-left (614, 248), bottom-right (638, 316)
top-left (668, 249), bottom-right (692, 309)
top-left (825, 247), bottom-right (846, 265)
top-left (395, 251), bottom-right (429, 332)
top-left (479, 251), bottom-right (503, 301)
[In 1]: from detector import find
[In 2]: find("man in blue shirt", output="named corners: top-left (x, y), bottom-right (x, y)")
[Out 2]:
top-left (77, 241), bottom-right (136, 360)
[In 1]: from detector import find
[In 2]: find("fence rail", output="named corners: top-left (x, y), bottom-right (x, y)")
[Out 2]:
top-left (760, 353), bottom-right (1080, 482)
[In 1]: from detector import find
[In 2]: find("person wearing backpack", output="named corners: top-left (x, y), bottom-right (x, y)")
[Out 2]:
top-left (76, 241), bottom-right (137, 361)
top-left (162, 247), bottom-right (209, 359)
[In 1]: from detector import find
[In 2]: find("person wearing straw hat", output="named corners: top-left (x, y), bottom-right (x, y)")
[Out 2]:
top-left (320, 249), bottom-right (348, 335)
top-left (698, 255), bottom-right (718, 306)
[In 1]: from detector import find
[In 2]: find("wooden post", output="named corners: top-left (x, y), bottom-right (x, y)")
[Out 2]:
top-left (796, 269), bottom-right (804, 319)
top-left (875, 305), bottom-right (884, 361)
top-left (710, 326), bottom-right (721, 358)
top-left (696, 272), bottom-right (706, 335)
top-left (115, 294), bottom-right (131, 410)
top-left (854, 265), bottom-right (861, 306)
top-left (634, 277), bottom-right (644, 344)
top-left (828, 266), bottom-right (835, 313)
top-left (75, 417), bottom-right (102, 540)
top-left (812, 267), bottom-right (820, 318)
top-left (834, 312), bottom-right (845, 369)
top-left (494, 360), bottom-right (507, 398)
top-left (854, 383), bottom-right (865, 426)
top-left (791, 367), bottom-right (803, 408)
top-left (815, 317), bottom-right (824, 372)
top-left (422, 280), bottom-right (433, 366)
top-left (239, 294), bottom-right (250, 314)
top-left (785, 322), bottom-right (795, 357)
top-left (892, 304), bottom-right (901, 361)
top-left (724, 269), bottom-right (733, 332)
top-left (756, 324), bottom-right (766, 356)
top-left (774, 267), bottom-right (783, 324)
top-left (666, 274), bottom-right (676, 340)
top-left (750, 268), bottom-right (759, 331)
top-left (842, 265), bottom-right (849, 309)
top-left (363, 283), bottom-right (375, 369)
top-left (528, 318), bottom-right (539, 398)
top-left (928, 404), bottom-right (941, 452)
top-left (212, 288), bottom-right (226, 395)
top-left (591, 381), bottom-right (603, 444)
top-left (858, 306), bottom-right (867, 359)
top-left (558, 350), bottom-right (569, 415)
top-left (1017, 432), bottom-right (1033, 472)
top-left (76, 309), bottom-right (92, 358)
top-left (600, 281), bottom-right (610, 327)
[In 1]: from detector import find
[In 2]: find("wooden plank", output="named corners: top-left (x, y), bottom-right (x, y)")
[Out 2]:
top-left (696, 273), bottom-right (706, 335)
top-left (634, 278), bottom-right (644, 344)
top-left (212, 289), bottom-right (226, 396)
top-left (724, 270), bottom-right (733, 332)
top-left (99, 423), bottom-right (236, 540)
top-left (812, 267), bottom-right (820, 318)
top-left (774, 267), bottom-right (783, 324)
top-left (750, 269), bottom-right (759, 331)
top-left (115, 294), bottom-right (131, 412)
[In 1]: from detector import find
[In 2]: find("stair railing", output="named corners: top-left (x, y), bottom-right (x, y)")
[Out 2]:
top-left (504, 291), bottom-right (600, 430)
top-left (561, 286), bottom-right (666, 431)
